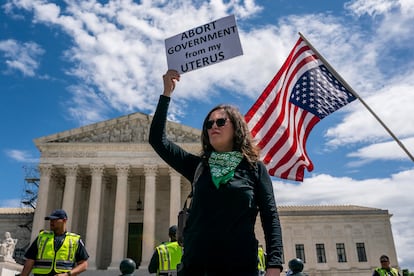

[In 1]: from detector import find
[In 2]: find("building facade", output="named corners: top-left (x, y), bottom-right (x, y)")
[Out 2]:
top-left (24, 111), bottom-right (398, 274)
top-left (32, 112), bottom-right (199, 270)
top-left (275, 205), bottom-right (399, 275)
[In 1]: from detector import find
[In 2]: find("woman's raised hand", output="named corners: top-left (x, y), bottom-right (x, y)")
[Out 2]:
top-left (162, 69), bottom-right (180, 97)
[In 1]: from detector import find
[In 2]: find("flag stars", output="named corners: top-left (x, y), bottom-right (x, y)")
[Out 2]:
top-left (289, 64), bottom-right (356, 119)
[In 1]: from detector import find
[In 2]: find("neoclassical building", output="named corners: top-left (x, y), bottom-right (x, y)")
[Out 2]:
top-left (275, 205), bottom-right (399, 275)
top-left (32, 112), bottom-right (199, 270)
top-left (26, 111), bottom-right (399, 275)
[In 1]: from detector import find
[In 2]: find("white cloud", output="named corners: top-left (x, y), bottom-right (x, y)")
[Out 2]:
top-left (345, 0), bottom-right (399, 17)
top-left (4, 1), bottom-right (413, 159)
top-left (345, 0), bottom-right (414, 65)
top-left (0, 198), bottom-right (21, 208)
top-left (347, 137), bottom-right (414, 162)
top-left (4, 0), bottom-right (413, 124)
top-left (5, 149), bottom-right (39, 163)
top-left (5, 0), bottom-right (270, 124)
top-left (0, 39), bottom-right (44, 76)
top-left (65, 84), bottom-right (112, 126)
top-left (0, 1), bottom-right (384, 122)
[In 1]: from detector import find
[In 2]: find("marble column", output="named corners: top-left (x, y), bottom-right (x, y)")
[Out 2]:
top-left (62, 164), bottom-right (78, 230)
top-left (85, 164), bottom-right (104, 269)
top-left (169, 169), bottom-right (181, 226)
top-left (141, 165), bottom-right (157, 266)
top-left (31, 164), bottom-right (53, 241)
top-left (110, 164), bottom-right (130, 268)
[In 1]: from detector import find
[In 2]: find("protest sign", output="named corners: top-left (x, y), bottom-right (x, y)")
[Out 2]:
top-left (165, 14), bottom-right (243, 74)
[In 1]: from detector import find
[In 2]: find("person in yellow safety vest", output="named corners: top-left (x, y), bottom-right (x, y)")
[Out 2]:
top-left (19, 209), bottom-right (89, 276)
top-left (373, 255), bottom-right (401, 276)
top-left (148, 225), bottom-right (183, 276)
top-left (258, 244), bottom-right (266, 275)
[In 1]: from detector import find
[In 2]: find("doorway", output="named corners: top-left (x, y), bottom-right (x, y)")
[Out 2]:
top-left (127, 222), bottom-right (143, 267)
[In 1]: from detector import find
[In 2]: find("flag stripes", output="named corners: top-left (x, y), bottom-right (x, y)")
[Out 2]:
top-left (245, 37), bottom-right (356, 181)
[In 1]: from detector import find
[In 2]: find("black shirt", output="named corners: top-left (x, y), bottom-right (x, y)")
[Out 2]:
top-left (148, 249), bottom-right (159, 274)
top-left (149, 95), bottom-right (283, 272)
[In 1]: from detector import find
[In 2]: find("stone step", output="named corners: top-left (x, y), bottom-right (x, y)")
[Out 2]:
top-left (82, 267), bottom-right (151, 276)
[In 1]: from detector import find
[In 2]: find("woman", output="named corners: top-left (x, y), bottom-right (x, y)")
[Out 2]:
top-left (149, 69), bottom-right (283, 276)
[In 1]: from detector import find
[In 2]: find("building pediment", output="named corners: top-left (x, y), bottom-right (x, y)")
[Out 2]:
top-left (34, 112), bottom-right (201, 145)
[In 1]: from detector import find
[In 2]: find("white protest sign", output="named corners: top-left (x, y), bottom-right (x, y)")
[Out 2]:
top-left (165, 14), bottom-right (243, 74)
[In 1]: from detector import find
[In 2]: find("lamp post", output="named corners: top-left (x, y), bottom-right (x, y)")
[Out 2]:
top-left (136, 178), bottom-right (143, 211)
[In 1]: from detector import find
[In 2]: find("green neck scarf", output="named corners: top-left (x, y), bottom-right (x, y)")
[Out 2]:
top-left (208, 151), bottom-right (243, 189)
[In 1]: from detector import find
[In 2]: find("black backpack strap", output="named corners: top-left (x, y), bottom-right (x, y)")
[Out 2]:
top-left (177, 162), bottom-right (204, 246)
top-left (183, 162), bottom-right (203, 208)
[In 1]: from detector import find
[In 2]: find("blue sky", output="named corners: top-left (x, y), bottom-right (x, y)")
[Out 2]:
top-left (1, 0), bottom-right (414, 271)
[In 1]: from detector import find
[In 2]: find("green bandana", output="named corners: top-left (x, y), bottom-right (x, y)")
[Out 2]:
top-left (208, 151), bottom-right (243, 189)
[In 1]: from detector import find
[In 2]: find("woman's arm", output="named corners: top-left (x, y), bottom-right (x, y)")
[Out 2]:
top-left (148, 70), bottom-right (200, 181)
top-left (256, 162), bottom-right (283, 271)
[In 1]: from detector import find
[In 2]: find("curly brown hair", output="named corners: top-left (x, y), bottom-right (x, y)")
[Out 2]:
top-left (201, 104), bottom-right (260, 165)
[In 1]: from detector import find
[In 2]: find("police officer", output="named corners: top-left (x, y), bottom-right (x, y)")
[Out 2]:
top-left (373, 255), bottom-right (401, 276)
top-left (148, 225), bottom-right (182, 276)
top-left (19, 209), bottom-right (89, 276)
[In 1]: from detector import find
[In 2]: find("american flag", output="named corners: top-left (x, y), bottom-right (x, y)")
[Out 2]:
top-left (245, 37), bottom-right (357, 181)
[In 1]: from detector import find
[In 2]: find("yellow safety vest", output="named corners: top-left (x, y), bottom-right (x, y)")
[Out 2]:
top-left (375, 267), bottom-right (399, 276)
top-left (156, 241), bottom-right (182, 276)
top-left (258, 246), bottom-right (266, 273)
top-left (32, 231), bottom-right (80, 275)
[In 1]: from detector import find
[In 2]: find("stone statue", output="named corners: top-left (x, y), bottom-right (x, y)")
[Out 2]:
top-left (0, 231), bottom-right (18, 262)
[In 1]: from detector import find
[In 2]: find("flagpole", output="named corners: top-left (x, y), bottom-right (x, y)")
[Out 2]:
top-left (299, 32), bottom-right (414, 162)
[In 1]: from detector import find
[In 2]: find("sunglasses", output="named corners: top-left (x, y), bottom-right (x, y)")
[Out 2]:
top-left (206, 118), bottom-right (228, 129)
top-left (380, 260), bottom-right (389, 263)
